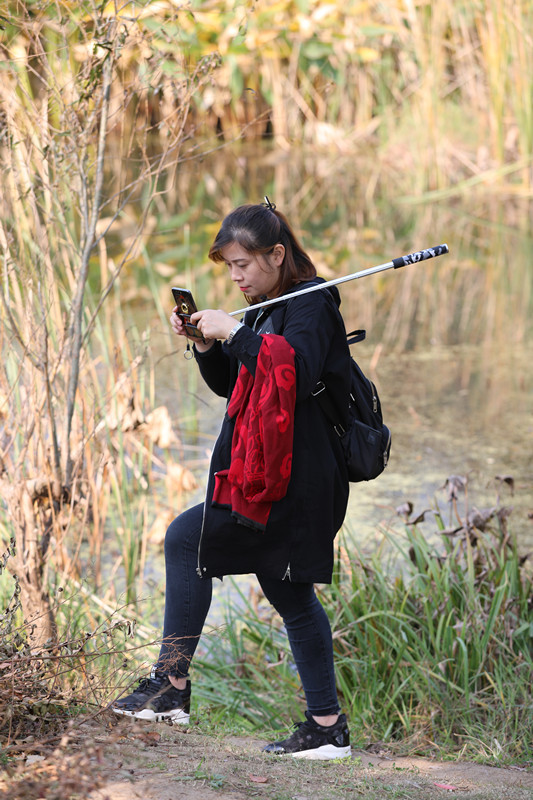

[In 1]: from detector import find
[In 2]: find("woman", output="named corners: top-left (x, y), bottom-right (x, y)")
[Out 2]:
top-left (113, 200), bottom-right (352, 760)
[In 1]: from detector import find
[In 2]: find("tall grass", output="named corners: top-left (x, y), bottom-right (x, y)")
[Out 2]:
top-left (329, 524), bottom-right (532, 756)
top-left (0, 3), bottom-right (207, 647)
top-left (2, 0), bottom-right (532, 194)
top-left (194, 481), bottom-right (533, 761)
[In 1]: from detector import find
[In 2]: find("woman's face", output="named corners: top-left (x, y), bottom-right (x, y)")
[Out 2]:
top-left (220, 241), bottom-right (285, 299)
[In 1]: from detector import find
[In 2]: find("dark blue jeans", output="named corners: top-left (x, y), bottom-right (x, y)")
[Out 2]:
top-left (156, 503), bottom-right (340, 716)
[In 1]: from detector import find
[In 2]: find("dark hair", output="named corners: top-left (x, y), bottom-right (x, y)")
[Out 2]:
top-left (208, 203), bottom-right (317, 303)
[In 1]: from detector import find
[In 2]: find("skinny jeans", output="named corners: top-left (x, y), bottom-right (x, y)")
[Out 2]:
top-left (156, 503), bottom-right (340, 717)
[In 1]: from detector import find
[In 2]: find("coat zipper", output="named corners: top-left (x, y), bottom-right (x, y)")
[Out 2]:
top-left (283, 562), bottom-right (291, 581)
top-left (196, 474), bottom-right (212, 578)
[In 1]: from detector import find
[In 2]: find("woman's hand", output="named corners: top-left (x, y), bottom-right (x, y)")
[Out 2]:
top-left (191, 309), bottom-right (238, 343)
top-left (169, 307), bottom-right (215, 352)
top-left (170, 307), bottom-right (239, 353)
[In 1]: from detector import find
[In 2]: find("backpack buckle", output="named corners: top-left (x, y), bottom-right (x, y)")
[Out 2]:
top-left (311, 381), bottom-right (326, 397)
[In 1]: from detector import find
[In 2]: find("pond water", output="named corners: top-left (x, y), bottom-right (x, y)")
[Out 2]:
top-left (155, 339), bottom-right (532, 552)
top-left (124, 145), bottom-right (533, 560)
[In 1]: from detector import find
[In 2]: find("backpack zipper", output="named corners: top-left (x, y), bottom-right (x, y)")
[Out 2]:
top-left (383, 427), bottom-right (392, 466)
top-left (283, 562), bottom-right (291, 581)
top-left (371, 381), bottom-right (378, 413)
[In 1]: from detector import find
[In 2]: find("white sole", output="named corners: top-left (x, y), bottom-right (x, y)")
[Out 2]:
top-left (112, 707), bottom-right (190, 725)
top-left (291, 744), bottom-right (352, 760)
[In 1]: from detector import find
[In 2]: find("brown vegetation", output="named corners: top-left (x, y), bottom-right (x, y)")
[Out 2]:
top-left (0, 4), bottom-right (207, 646)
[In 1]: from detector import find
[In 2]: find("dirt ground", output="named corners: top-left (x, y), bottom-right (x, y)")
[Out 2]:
top-left (3, 714), bottom-right (533, 800)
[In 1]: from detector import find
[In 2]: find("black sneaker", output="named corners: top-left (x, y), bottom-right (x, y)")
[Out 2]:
top-left (112, 668), bottom-right (190, 725)
top-left (263, 711), bottom-right (351, 760)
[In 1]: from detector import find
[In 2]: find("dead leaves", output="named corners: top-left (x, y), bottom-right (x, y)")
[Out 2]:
top-left (397, 472), bottom-right (519, 542)
top-left (143, 406), bottom-right (179, 449)
top-left (441, 475), bottom-right (468, 502)
top-left (97, 361), bottom-right (180, 449)
top-left (0, 744), bottom-right (104, 800)
top-left (249, 774), bottom-right (269, 783)
top-left (494, 474), bottom-right (514, 494)
top-left (166, 463), bottom-right (198, 495)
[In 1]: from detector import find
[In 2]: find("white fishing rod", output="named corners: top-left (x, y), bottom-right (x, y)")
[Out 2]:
top-left (228, 244), bottom-right (449, 317)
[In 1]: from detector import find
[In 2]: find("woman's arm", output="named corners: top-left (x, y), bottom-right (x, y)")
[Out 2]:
top-left (183, 291), bottom-right (345, 401)
top-left (193, 339), bottom-right (232, 397)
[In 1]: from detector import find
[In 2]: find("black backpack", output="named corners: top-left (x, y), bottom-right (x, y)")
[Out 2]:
top-left (313, 330), bottom-right (391, 482)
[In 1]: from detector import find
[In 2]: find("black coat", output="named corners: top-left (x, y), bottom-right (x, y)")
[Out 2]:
top-left (195, 281), bottom-right (351, 584)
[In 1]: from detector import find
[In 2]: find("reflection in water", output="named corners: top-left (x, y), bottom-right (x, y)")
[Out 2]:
top-left (155, 338), bottom-right (532, 553)
top-left (344, 343), bottom-right (532, 550)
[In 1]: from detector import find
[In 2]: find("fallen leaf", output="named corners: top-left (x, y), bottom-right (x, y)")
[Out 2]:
top-left (26, 755), bottom-right (46, 765)
top-left (434, 783), bottom-right (458, 791)
top-left (249, 775), bottom-right (269, 783)
top-left (134, 730), bottom-right (161, 745)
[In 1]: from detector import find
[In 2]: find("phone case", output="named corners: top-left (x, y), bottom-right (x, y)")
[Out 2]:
top-left (172, 287), bottom-right (204, 340)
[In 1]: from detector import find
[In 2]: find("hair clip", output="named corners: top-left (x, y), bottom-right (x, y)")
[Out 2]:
top-left (263, 195), bottom-right (276, 211)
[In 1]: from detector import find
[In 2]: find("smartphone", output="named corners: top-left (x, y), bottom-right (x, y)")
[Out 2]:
top-left (172, 287), bottom-right (205, 341)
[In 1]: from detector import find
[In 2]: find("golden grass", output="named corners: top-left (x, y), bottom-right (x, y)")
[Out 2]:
top-left (1, 0), bottom-right (532, 193)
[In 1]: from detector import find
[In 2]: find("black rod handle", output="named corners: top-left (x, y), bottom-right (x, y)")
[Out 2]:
top-left (392, 244), bottom-right (449, 269)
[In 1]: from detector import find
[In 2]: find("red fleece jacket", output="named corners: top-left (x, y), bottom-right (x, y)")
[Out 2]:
top-left (212, 334), bottom-right (296, 531)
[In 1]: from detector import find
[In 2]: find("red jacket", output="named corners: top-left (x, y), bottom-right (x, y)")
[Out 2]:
top-left (212, 334), bottom-right (296, 530)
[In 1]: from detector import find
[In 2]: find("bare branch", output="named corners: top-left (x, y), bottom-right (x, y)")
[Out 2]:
top-left (64, 35), bottom-right (115, 485)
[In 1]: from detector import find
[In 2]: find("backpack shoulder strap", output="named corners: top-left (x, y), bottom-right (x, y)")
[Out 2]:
top-left (312, 379), bottom-right (347, 435)
top-left (346, 329), bottom-right (366, 345)
top-left (312, 329), bottom-right (365, 435)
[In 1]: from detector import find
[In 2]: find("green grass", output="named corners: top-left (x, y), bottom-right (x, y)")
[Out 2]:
top-left (193, 495), bottom-right (533, 763)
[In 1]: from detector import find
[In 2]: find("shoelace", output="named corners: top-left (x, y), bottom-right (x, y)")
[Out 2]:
top-left (136, 676), bottom-right (167, 695)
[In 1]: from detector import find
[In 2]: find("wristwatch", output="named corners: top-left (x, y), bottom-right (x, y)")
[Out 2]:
top-left (225, 321), bottom-right (245, 344)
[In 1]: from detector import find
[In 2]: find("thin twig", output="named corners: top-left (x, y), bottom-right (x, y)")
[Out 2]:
top-left (64, 32), bottom-right (115, 485)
